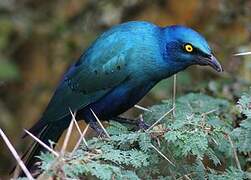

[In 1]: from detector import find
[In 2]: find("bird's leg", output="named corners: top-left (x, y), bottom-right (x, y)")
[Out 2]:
top-left (112, 116), bottom-right (150, 130)
top-left (137, 115), bottom-right (150, 130)
top-left (89, 121), bottom-right (106, 137)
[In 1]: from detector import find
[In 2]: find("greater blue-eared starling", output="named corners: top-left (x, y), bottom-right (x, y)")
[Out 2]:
top-left (20, 21), bottom-right (222, 175)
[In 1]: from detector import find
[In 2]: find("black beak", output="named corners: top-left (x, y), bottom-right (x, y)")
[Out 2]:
top-left (197, 55), bottom-right (223, 72)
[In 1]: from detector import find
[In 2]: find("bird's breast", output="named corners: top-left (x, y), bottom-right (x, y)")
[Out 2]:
top-left (83, 79), bottom-right (157, 120)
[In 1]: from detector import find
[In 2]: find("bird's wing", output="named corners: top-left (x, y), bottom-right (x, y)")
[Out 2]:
top-left (38, 31), bottom-right (133, 127)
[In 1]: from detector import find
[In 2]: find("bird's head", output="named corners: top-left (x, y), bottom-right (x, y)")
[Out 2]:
top-left (162, 25), bottom-right (223, 72)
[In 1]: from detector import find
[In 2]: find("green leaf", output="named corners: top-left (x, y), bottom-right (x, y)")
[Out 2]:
top-left (232, 90), bottom-right (251, 153)
top-left (208, 167), bottom-right (246, 180)
top-left (138, 133), bottom-right (152, 152)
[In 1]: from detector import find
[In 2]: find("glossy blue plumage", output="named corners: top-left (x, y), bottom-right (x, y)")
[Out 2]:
top-left (20, 21), bottom-right (222, 174)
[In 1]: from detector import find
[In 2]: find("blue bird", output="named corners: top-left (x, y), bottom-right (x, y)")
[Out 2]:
top-left (19, 21), bottom-right (222, 175)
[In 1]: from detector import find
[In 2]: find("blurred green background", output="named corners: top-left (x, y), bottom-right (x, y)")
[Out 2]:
top-left (0, 0), bottom-right (251, 178)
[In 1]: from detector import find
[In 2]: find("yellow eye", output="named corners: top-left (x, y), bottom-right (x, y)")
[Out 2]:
top-left (184, 44), bottom-right (193, 52)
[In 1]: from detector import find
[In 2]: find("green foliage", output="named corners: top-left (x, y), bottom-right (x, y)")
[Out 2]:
top-left (232, 89), bottom-right (251, 153)
top-left (208, 167), bottom-right (247, 180)
top-left (38, 152), bottom-right (55, 172)
top-left (39, 134), bottom-right (149, 179)
top-left (37, 92), bottom-right (251, 179)
top-left (147, 93), bottom-right (231, 160)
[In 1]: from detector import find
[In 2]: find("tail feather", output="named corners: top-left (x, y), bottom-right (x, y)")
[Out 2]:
top-left (18, 116), bottom-right (70, 177)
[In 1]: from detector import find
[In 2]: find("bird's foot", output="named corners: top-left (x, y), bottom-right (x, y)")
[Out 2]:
top-left (89, 121), bottom-right (107, 138)
top-left (136, 115), bottom-right (150, 131)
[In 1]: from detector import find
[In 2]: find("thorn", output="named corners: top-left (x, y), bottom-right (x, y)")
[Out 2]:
top-left (24, 129), bottom-right (59, 157)
top-left (61, 109), bottom-right (75, 154)
top-left (90, 109), bottom-right (110, 138)
top-left (12, 163), bottom-right (21, 179)
top-left (72, 124), bottom-right (89, 154)
top-left (233, 51), bottom-right (251, 56)
top-left (150, 144), bottom-right (175, 167)
top-left (146, 107), bottom-right (175, 132)
top-left (69, 109), bottom-right (88, 147)
top-left (202, 109), bottom-right (217, 116)
top-left (0, 129), bottom-right (34, 180)
top-left (134, 105), bottom-right (152, 112)
top-left (184, 175), bottom-right (192, 180)
top-left (228, 135), bottom-right (241, 170)
top-left (172, 74), bottom-right (177, 117)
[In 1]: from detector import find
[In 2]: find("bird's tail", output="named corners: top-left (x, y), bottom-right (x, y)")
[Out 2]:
top-left (18, 118), bottom-right (70, 177)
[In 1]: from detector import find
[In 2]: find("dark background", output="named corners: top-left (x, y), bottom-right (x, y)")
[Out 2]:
top-left (0, 0), bottom-right (251, 178)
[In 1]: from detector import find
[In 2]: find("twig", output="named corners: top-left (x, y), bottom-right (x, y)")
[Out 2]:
top-left (201, 109), bottom-right (217, 128)
top-left (69, 109), bottom-right (88, 147)
top-left (150, 144), bottom-right (175, 166)
top-left (13, 163), bottom-right (21, 179)
top-left (0, 129), bottom-right (34, 180)
top-left (61, 110), bottom-right (75, 154)
top-left (90, 109), bottom-right (110, 138)
top-left (233, 51), bottom-right (251, 56)
top-left (134, 105), bottom-right (152, 112)
top-left (202, 109), bottom-right (217, 116)
top-left (228, 135), bottom-right (242, 170)
top-left (184, 175), bottom-right (192, 180)
top-left (172, 74), bottom-right (177, 117)
top-left (24, 129), bottom-right (59, 157)
top-left (146, 107), bottom-right (175, 132)
top-left (72, 124), bottom-right (90, 154)
top-left (177, 174), bottom-right (193, 180)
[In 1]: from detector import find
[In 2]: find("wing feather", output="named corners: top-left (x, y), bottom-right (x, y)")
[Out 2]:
top-left (38, 30), bottom-right (132, 126)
